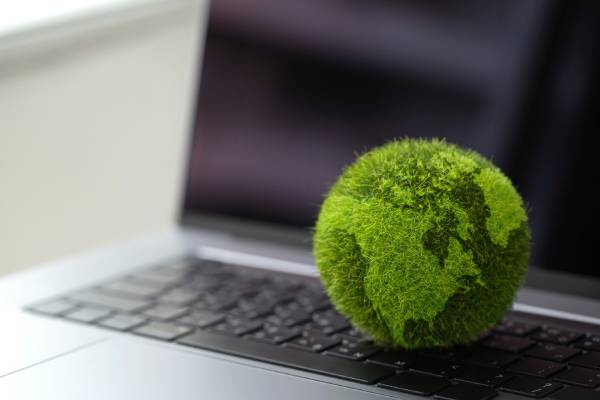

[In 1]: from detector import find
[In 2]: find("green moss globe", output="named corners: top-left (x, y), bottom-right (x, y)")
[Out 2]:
top-left (314, 138), bottom-right (530, 349)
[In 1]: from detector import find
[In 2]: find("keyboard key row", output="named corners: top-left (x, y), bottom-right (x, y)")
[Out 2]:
top-left (178, 330), bottom-right (395, 384)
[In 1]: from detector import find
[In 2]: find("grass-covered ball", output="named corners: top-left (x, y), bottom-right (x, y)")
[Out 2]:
top-left (314, 138), bottom-right (530, 349)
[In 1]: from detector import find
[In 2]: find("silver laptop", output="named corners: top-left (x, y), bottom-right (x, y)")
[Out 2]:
top-left (1, 1), bottom-right (599, 399)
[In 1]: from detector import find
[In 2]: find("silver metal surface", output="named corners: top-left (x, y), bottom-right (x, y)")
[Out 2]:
top-left (0, 336), bottom-right (402, 400)
top-left (0, 305), bottom-right (108, 379)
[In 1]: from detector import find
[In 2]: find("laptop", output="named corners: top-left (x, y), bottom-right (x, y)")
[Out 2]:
top-left (1, 1), bottom-right (599, 399)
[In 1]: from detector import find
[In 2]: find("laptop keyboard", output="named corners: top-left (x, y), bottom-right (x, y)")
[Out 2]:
top-left (26, 257), bottom-right (600, 399)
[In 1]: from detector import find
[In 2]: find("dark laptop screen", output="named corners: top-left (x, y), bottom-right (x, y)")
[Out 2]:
top-left (184, 1), bottom-right (600, 278)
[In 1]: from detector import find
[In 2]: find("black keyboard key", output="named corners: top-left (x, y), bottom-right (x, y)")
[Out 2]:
top-left (157, 288), bottom-right (200, 306)
top-left (262, 314), bottom-right (293, 327)
top-left (177, 310), bottom-right (224, 328)
top-left (226, 277), bottom-right (266, 294)
top-left (259, 288), bottom-right (296, 305)
top-left (304, 310), bottom-right (350, 336)
top-left (570, 351), bottom-right (600, 370)
top-left (246, 324), bottom-right (300, 345)
top-left (208, 317), bottom-right (262, 337)
top-left (242, 293), bottom-right (280, 309)
top-left (334, 327), bottom-right (371, 343)
top-left (100, 278), bottom-right (166, 299)
top-left (454, 364), bottom-right (513, 387)
top-left (178, 330), bottom-right (394, 384)
top-left (467, 349), bottom-right (520, 368)
top-left (295, 294), bottom-right (332, 312)
top-left (324, 342), bottom-right (381, 361)
top-left (268, 275), bottom-right (304, 293)
top-left (133, 321), bottom-right (193, 341)
top-left (500, 376), bottom-right (562, 398)
top-left (420, 345), bottom-right (474, 361)
top-left (68, 290), bottom-right (151, 312)
top-left (366, 350), bottom-right (416, 369)
top-left (98, 313), bottom-right (147, 331)
top-left (303, 321), bottom-right (350, 336)
top-left (295, 284), bottom-right (327, 297)
top-left (311, 309), bottom-right (350, 330)
top-left (185, 275), bottom-right (223, 292)
top-left (508, 357), bottom-right (565, 378)
top-left (132, 268), bottom-right (189, 286)
top-left (226, 306), bottom-right (271, 319)
top-left (526, 343), bottom-right (580, 362)
top-left (483, 335), bottom-right (535, 353)
top-left (553, 366), bottom-right (600, 388)
top-left (272, 303), bottom-right (312, 327)
top-left (28, 299), bottom-right (78, 316)
top-left (410, 356), bottom-right (462, 377)
top-left (143, 305), bottom-right (188, 321)
top-left (229, 298), bottom-right (275, 319)
top-left (548, 386), bottom-right (600, 400)
top-left (284, 332), bottom-right (340, 353)
top-left (576, 336), bottom-right (600, 352)
top-left (531, 328), bottom-right (583, 345)
top-left (493, 319), bottom-right (539, 337)
top-left (378, 371), bottom-right (450, 396)
top-left (134, 258), bottom-right (201, 283)
top-left (199, 291), bottom-right (241, 311)
top-left (65, 306), bottom-right (112, 323)
top-left (434, 381), bottom-right (498, 400)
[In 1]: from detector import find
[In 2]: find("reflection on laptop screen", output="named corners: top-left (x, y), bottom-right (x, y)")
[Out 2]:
top-left (184, 1), bottom-right (599, 279)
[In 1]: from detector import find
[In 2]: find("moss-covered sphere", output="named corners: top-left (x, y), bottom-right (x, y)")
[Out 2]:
top-left (314, 138), bottom-right (530, 349)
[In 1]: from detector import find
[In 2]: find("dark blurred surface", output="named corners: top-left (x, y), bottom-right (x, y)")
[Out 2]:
top-left (184, 0), bottom-right (600, 278)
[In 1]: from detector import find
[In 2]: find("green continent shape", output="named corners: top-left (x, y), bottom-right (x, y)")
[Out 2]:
top-left (475, 168), bottom-right (527, 247)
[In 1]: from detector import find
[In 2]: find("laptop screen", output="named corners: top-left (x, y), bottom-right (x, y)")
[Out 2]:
top-left (183, 1), bottom-right (599, 279)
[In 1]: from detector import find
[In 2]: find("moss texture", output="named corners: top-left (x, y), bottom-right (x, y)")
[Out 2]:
top-left (314, 138), bottom-right (530, 349)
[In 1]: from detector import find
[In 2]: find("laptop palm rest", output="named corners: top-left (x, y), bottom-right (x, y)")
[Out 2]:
top-left (0, 335), bottom-right (395, 400)
top-left (0, 306), bottom-right (106, 379)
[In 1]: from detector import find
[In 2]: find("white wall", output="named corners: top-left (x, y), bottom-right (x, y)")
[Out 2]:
top-left (0, 0), bottom-right (205, 276)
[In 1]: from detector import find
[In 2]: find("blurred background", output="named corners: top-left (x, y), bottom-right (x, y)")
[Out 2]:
top-left (2, 0), bottom-right (599, 278)
top-left (0, 0), bottom-right (203, 276)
